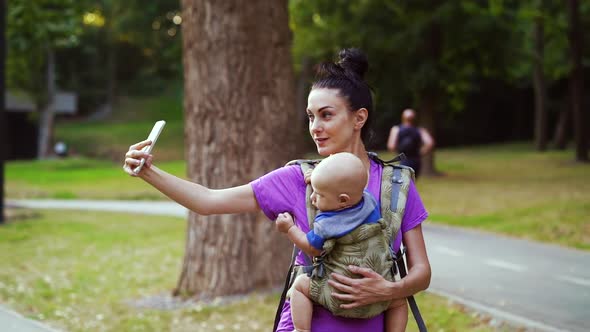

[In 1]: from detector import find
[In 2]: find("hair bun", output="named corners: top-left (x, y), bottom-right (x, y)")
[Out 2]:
top-left (338, 48), bottom-right (368, 79)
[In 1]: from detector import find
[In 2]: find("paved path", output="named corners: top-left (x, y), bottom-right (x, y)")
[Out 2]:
top-left (425, 224), bottom-right (589, 332)
top-left (0, 305), bottom-right (60, 332)
top-left (6, 199), bottom-right (590, 332)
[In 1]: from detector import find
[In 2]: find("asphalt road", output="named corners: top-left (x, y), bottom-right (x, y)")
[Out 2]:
top-left (0, 305), bottom-right (61, 332)
top-left (6, 199), bottom-right (590, 332)
top-left (425, 224), bottom-right (590, 332)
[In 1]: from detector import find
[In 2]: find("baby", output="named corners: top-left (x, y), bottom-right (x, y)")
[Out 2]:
top-left (276, 152), bottom-right (408, 332)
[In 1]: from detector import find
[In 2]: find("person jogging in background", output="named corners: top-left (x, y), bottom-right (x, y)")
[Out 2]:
top-left (386, 109), bottom-right (434, 179)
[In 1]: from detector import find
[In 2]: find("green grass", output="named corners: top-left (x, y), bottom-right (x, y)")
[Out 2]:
top-left (56, 120), bottom-right (185, 162)
top-left (410, 143), bottom-right (590, 250)
top-left (55, 82), bottom-right (185, 161)
top-left (6, 158), bottom-right (185, 200)
top-left (0, 209), bottom-right (516, 332)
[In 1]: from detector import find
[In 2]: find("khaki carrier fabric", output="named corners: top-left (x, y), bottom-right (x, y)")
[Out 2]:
top-left (286, 156), bottom-right (414, 319)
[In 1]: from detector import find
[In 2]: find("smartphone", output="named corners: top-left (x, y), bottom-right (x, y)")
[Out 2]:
top-left (134, 120), bottom-right (166, 174)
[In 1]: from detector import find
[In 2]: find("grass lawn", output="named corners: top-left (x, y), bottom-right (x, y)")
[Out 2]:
top-left (0, 209), bottom-right (516, 332)
top-left (414, 143), bottom-right (590, 251)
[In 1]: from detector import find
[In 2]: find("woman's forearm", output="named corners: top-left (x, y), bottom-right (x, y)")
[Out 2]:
top-left (388, 261), bottom-right (431, 299)
top-left (139, 165), bottom-right (259, 215)
top-left (389, 225), bottom-right (431, 299)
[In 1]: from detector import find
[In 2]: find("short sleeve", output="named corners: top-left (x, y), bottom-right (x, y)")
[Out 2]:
top-left (249, 165), bottom-right (306, 222)
top-left (392, 180), bottom-right (428, 251)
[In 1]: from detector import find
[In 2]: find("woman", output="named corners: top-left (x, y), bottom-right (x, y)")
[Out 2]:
top-left (123, 48), bottom-right (431, 331)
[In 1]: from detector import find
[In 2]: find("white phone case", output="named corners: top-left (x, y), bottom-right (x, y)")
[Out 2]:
top-left (134, 120), bottom-right (166, 174)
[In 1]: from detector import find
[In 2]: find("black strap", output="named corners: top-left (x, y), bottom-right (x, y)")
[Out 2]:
top-left (395, 249), bottom-right (428, 332)
top-left (273, 246), bottom-right (299, 332)
top-left (369, 152), bottom-right (406, 165)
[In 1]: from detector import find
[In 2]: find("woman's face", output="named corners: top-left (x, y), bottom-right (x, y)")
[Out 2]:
top-left (306, 88), bottom-right (364, 156)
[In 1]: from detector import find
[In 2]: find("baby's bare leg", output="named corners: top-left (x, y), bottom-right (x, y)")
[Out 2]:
top-left (385, 298), bottom-right (408, 332)
top-left (291, 274), bottom-right (313, 332)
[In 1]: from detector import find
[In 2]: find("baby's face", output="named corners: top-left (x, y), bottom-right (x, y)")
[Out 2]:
top-left (310, 181), bottom-right (342, 212)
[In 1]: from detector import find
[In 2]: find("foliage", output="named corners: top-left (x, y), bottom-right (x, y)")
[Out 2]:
top-left (6, 0), bottom-right (182, 115)
top-left (289, 0), bottom-right (590, 147)
top-left (290, 1), bottom-right (516, 129)
top-left (58, 0), bottom-right (182, 113)
top-left (6, 0), bottom-right (82, 106)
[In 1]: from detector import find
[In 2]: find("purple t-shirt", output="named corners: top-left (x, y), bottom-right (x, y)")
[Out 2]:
top-left (250, 158), bottom-right (428, 332)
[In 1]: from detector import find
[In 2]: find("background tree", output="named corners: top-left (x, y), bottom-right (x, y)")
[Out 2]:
top-left (7, 0), bottom-right (82, 158)
top-left (532, 0), bottom-right (548, 151)
top-left (567, 0), bottom-right (587, 162)
top-left (176, 0), bottom-right (296, 297)
top-left (78, 0), bottom-right (182, 119)
top-left (290, 0), bottom-right (519, 175)
top-left (1, 0), bottom-right (5, 223)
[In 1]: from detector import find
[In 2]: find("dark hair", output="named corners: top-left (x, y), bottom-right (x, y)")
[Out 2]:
top-left (312, 48), bottom-right (374, 145)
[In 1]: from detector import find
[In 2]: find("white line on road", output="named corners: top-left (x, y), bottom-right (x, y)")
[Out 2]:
top-left (428, 288), bottom-right (571, 332)
top-left (434, 245), bottom-right (464, 257)
top-left (484, 259), bottom-right (527, 272)
top-left (555, 275), bottom-right (590, 287)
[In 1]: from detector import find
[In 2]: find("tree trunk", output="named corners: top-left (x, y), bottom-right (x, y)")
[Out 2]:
top-left (418, 19), bottom-right (441, 177)
top-left (37, 48), bottom-right (56, 159)
top-left (177, 0), bottom-right (295, 298)
top-left (553, 104), bottom-right (570, 149)
top-left (533, 1), bottom-right (548, 151)
top-left (0, 0), bottom-right (5, 223)
top-left (295, 56), bottom-right (313, 154)
top-left (418, 90), bottom-right (440, 177)
top-left (103, 9), bottom-right (117, 118)
top-left (567, 0), bottom-right (588, 161)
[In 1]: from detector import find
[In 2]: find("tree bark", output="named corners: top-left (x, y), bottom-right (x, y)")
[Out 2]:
top-left (533, 1), bottom-right (548, 151)
top-left (295, 56), bottom-right (313, 154)
top-left (418, 19), bottom-right (441, 177)
top-left (103, 18), bottom-right (117, 118)
top-left (0, 0), bottom-right (5, 223)
top-left (418, 90), bottom-right (440, 177)
top-left (37, 48), bottom-right (56, 159)
top-left (567, 0), bottom-right (587, 161)
top-left (177, 0), bottom-right (296, 298)
top-left (553, 104), bottom-right (570, 149)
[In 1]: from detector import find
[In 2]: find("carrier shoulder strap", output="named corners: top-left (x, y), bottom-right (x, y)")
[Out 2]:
top-left (370, 153), bottom-right (427, 332)
top-left (273, 159), bottom-right (320, 332)
top-left (285, 158), bottom-right (322, 230)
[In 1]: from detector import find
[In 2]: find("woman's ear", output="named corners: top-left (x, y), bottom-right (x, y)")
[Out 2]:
top-left (354, 108), bottom-right (368, 130)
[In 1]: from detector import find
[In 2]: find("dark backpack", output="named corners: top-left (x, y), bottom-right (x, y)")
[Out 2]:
top-left (397, 126), bottom-right (422, 158)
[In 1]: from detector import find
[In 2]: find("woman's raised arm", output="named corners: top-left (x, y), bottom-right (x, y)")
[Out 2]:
top-left (123, 140), bottom-right (260, 215)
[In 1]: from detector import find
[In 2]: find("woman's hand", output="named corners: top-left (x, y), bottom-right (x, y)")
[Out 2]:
top-left (328, 265), bottom-right (398, 309)
top-left (328, 226), bottom-right (431, 310)
top-left (276, 212), bottom-right (295, 233)
top-left (123, 140), bottom-right (153, 176)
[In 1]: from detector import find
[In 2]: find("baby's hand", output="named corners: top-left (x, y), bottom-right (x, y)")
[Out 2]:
top-left (276, 212), bottom-right (295, 233)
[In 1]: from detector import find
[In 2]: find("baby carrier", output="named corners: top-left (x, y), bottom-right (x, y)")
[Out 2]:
top-left (272, 153), bottom-right (427, 331)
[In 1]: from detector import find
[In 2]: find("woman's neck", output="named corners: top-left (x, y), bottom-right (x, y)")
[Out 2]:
top-left (345, 143), bottom-right (371, 185)
top-left (348, 143), bottom-right (371, 171)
